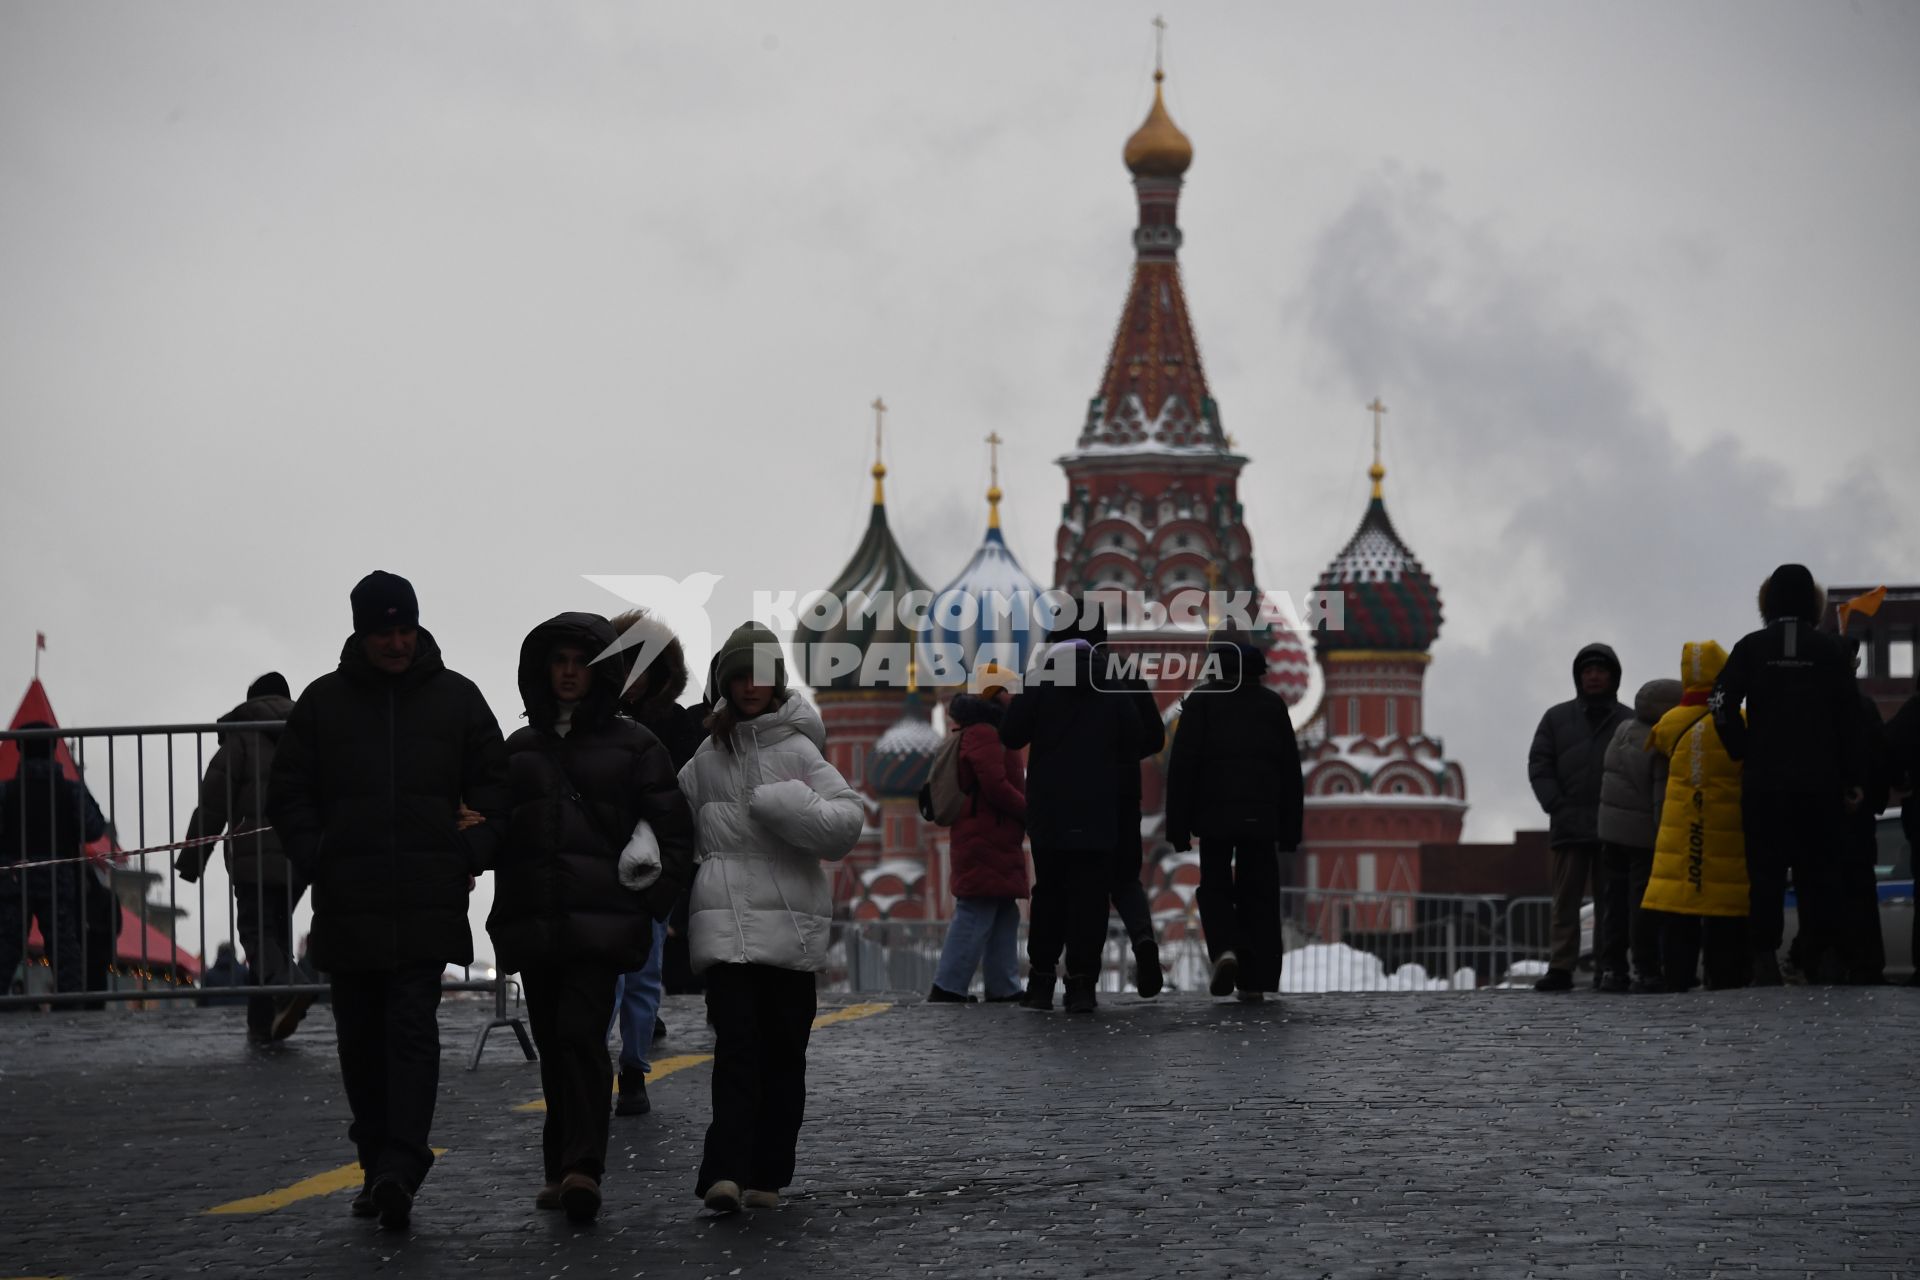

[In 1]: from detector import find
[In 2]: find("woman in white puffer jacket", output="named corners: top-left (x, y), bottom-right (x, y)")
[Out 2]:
top-left (676, 621), bottom-right (862, 1215)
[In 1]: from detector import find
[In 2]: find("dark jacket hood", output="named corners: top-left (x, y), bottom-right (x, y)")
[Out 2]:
top-left (948, 693), bottom-right (1004, 728)
top-left (518, 613), bottom-right (622, 734)
top-left (1571, 642), bottom-right (1623, 699)
top-left (1758, 563), bottom-right (1825, 624)
top-left (217, 694), bottom-right (295, 744)
top-left (1206, 632), bottom-right (1267, 691)
top-left (15, 720), bottom-right (56, 761)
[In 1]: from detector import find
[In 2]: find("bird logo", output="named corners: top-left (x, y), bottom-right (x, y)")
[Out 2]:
top-left (582, 572), bottom-right (723, 696)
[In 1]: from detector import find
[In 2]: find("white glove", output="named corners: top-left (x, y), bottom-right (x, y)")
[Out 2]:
top-left (618, 819), bottom-right (663, 892)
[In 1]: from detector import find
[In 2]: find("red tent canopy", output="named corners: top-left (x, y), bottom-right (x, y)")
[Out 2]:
top-left (6, 679), bottom-right (202, 977)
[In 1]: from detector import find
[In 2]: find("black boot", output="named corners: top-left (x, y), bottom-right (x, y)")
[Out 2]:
top-left (1132, 936), bottom-right (1164, 998)
top-left (1063, 976), bottom-right (1097, 1014)
top-left (1751, 950), bottom-right (1784, 987)
top-left (1021, 969), bottom-right (1056, 1011)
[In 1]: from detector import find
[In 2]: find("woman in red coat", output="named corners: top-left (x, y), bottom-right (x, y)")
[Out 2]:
top-left (929, 668), bottom-right (1029, 1002)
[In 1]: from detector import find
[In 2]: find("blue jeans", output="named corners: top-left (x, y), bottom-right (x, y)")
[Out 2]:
top-left (933, 897), bottom-right (1022, 998)
top-left (611, 920), bottom-right (666, 1074)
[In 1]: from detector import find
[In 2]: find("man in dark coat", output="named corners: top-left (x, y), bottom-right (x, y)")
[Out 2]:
top-left (1885, 682), bottom-right (1919, 986)
top-left (1828, 656), bottom-right (1891, 984)
top-left (179, 672), bottom-right (304, 1043)
top-left (0, 722), bottom-right (109, 997)
top-left (487, 613), bottom-right (695, 1221)
top-left (1711, 565), bottom-right (1863, 986)
top-left (1165, 630), bottom-right (1303, 1001)
top-left (267, 571), bottom-right (509, 1230)
top-left (1000, 633), bottom-right (1144, 1014)
top-left (1527, 642), bottom-right (1632, 992)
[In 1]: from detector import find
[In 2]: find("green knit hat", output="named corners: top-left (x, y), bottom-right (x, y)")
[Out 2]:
top-left (712, 621), bottom-right (787, 701)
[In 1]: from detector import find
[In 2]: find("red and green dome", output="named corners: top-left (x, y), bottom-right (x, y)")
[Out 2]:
top-left (1313, 495), bottom-right (1443, 655)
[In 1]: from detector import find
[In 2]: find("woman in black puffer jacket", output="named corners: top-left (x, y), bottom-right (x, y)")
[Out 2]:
top-left (486, 612), bottom-right (696, 1222)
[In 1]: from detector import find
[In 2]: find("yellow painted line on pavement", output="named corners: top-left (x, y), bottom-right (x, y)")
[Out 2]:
top-left (513, 1053), bottom-right (715, 1113)
top-left (812, 1000), bottom-right (891, 1029)
top-left (205, 1148), bottom-right (447, 1216)
top-left (513, 1001), bottom-right (894, 1113)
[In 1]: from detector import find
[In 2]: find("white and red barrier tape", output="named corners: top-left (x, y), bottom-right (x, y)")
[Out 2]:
top-left (2, 825), bottom-right (269, 874)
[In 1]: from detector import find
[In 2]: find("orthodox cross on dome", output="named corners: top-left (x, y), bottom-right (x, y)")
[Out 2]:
top-left (871, 396), bottom-right (889, 504)
top-left (1152, 14), bottom-right (1167, 79)
top-left (985, 431), bottom-right (1004, 529)
top-left (1366, 397), bottom-right (1388, 499)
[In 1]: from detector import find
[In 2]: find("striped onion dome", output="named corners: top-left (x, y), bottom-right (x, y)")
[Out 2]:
top-left (866, 691), bottom-right (942, 798)
top-left (1313, 493), bottom-right (1443, 654)
top-left (1264, 625), bottom-right (1314, 705)
top-left (927, 498), bottom-right (1045, 681)
top-left (800, 464), bottom-right (931, 693)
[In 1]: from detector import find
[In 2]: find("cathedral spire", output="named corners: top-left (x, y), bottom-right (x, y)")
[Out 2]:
top-left (1076, 40), bottom-right (1219, 455)
top-left (1367, 397), bottom-right (1388, 500)
top-left (870, 395), bottom-right (889, 505)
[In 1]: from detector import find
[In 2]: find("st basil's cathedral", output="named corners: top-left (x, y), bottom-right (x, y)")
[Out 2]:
top-left (797, 59), bottom-right (1467, 934)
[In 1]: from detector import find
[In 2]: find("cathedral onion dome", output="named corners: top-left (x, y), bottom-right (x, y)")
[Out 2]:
top-left (799, 425), bottom-right (932, 694)
top-left (1263, 625), bottom-right (1314, 705)
top-left (929, 466), bottom-right (1045, 677)
top-left (1123, 71), bottom-right (1193, 178)
top-left (866, 691), bottom-right (941, 798)
top-left (1313, 488), bottom-right (1444, 655)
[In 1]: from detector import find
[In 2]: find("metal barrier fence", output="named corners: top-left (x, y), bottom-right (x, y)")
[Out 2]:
top-left (0, 722), bottom-right (530, 1069)
top-left (832, 888), bottom-right (1562, 994)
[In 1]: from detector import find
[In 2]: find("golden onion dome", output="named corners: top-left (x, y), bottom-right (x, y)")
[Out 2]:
top-left (1123, 71), bottom-right (1193, 178)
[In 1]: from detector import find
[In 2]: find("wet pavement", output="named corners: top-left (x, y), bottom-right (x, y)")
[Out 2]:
top-left (1, 985), bottom-right (1915, 1278)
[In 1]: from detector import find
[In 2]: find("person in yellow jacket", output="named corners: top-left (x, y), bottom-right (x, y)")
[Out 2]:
top-left (1644, 641), bottom-right (1752, 991)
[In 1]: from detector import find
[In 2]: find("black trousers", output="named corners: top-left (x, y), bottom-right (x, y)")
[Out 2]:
top-left (234, 875), bottom-right (307, 1036)
top-left (1108, 837), bottom-right (1154, 946)
top-left (0, 867), bottom-right (84, 994)
top-left (1195, 841), bottom-right (1284, 991)
top-left (1744, 790), bottom-right (1841, 955)
top-left (1622, 846), bottom-right (1663, 983)
top-left (523, 961), bottom-right (620, 1182)
top-left (1026, 847), bottom-right (1110, 981)
top-left (1662, 914), bottom-right (1750, 991)
top-left (1835, 815), bottom-right (1885, 982)
top-left (698, 963), bottom-right (816, 1196)
top-left (1595, 842), bottom-right (1636, 979)
top-left (329, 963), bottom-right (443, 1191)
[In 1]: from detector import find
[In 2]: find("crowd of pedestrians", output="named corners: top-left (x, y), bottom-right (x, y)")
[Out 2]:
top-left (1530, 563), bottom-right (1918, 993)
top-left (6, 559), bottom-right (1914, 1233)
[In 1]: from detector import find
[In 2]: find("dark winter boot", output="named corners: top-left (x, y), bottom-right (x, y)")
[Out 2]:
top-left (616, 1069), bottom-right (651, 1117)
top-left (1533, 969), bottom-right (1574, 993)
top-left (1132, 935), bottom-right (1164, 998)
top-left (1020, 969), bottom-right (1056, 1011)
top-left (1062, 976), bottom-right (1097, 1014)
top-left (926, 984), bottom-right (977, 1004)
top-left (1750, 950), bottom-right (1784, 987)
top-left (1209, 950), bottom-right (1240, 997)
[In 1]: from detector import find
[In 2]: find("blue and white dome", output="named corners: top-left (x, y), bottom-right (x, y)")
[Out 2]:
top-left (924, 490), bottom-right (1045, 686)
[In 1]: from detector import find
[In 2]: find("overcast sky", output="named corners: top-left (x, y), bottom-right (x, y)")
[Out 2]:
top-left (4, 2), bottom-right (1917, 961)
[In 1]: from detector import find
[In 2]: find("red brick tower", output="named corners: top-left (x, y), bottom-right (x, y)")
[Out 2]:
top-left (1297, 403), bottom-right (1467, 926)
top-left (1051, 62), bottom-right (1313, 711)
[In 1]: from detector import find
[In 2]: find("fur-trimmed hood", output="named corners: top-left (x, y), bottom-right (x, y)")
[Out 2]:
top-left (1758, 564), bottom-right (1825, 624)
top-left (611, 608), bottom-right (691, 722)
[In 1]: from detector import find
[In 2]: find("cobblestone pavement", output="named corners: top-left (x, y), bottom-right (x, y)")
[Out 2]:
top-left (1, 986), bottom-right (1915, 1279)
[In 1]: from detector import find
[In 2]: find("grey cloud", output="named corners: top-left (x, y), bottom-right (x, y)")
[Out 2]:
top-left (1301, 170), bottom-right (1911, 840)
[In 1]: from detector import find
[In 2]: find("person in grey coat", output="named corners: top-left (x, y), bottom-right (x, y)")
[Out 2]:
top-left (1595, 678), bottom-right (1683, 991)
top-left (178, 673), bottom-right (303, 1043)
top-left (1528, 642), bottom-right (1633, 991)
